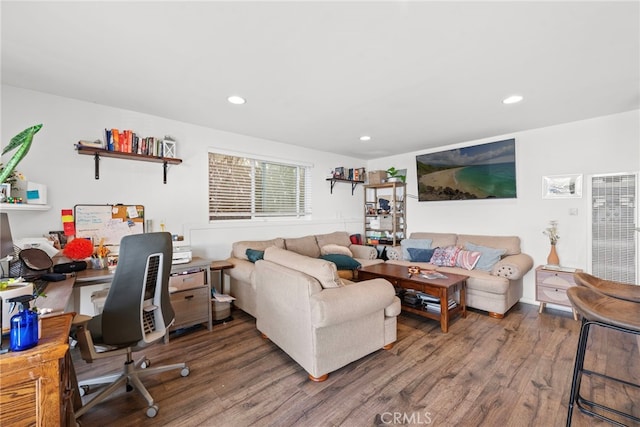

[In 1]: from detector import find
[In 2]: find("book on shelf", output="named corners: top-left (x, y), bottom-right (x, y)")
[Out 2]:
top-left (77, 140), bottom-right (104, 149)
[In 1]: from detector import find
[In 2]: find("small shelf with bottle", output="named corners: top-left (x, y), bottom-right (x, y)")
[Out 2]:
top-left (326, 178), bottom-right (365, 195)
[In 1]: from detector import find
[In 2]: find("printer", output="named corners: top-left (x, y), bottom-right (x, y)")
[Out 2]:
top-left (172, 242), bottom-right (192, 265)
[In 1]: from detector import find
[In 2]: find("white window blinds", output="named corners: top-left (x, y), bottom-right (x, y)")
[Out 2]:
top-left (208, 152), bottom-right (311, 220)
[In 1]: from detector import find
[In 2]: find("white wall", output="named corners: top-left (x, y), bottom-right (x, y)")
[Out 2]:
top-left (1, 85), bottom-right (367, 259)
top-left (367, 110), bottom-right (640, 304)
top-left (3, 85), bottom-right (638, 307)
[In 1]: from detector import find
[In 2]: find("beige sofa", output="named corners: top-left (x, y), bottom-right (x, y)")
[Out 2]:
top-left (386, 232), bottom-right (533, 318)
top-left (256, 247), bottom-right (400, 381)
top-left (226, 231), bottom-right (384, 317)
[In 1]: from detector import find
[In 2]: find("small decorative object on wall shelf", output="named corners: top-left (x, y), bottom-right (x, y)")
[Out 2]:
top-left (162, 138), bottom-right (177, 158)
top-left (543, 220), bottom-right (560, 266)
top-left (542, 174), bottom-right (582, 199)
top-left (386, 167), bottom-right (406, 183)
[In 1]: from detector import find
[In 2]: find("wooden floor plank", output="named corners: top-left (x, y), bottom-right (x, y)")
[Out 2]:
top-left (72, 303), bottom-right (640, 426)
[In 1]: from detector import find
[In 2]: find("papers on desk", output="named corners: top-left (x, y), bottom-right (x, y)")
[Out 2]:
top-left (212, 293), bottom-right (235, 303)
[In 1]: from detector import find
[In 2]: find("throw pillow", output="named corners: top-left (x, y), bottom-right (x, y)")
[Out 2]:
top-left (319, 254), bottom-right (361, 270)
top-left (430, 246), bottom-right (461, 267)
top-left (407, 247), bottom-right (436, 263)
top-left (320, 244), bottom-right (353, 257)
top-left (400, 238), bottom-right (432, 260)
top-left (464, 242), bottom-right (506, 271)
top-left (456, 250), bottom-right (482, 270)
top-left (245, 249), bottom-right (265, 263)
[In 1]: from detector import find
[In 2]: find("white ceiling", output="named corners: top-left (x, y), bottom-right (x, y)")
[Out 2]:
top-left (2, 1), bottom-right (639, 159)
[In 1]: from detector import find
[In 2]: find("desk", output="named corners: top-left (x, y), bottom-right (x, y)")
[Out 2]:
top-left (0, 313), bottom-right (80, 425)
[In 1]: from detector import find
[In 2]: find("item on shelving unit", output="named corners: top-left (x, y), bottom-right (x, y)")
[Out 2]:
top-left (333, 167), bottom-right (345, 179)
top-left (367, 170), bottom-right (387, 184)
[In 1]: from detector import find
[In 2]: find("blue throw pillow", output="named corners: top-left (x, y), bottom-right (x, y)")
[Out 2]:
top-left (400, 238), bottom-right (432, 260)
top-left (464, 242), bottom-right (506, 272)
top-left (246, 248), bottom-right (265, 263)
top-left (407, 247), bottom-right (436, 262)
top-left (320, 254), bottom-right (362, 270)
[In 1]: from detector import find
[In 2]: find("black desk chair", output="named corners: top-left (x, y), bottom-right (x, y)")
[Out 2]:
top-left (74, 232), bottom-right (189, 419)
top-left (566, 285), bottom-right (640, 426)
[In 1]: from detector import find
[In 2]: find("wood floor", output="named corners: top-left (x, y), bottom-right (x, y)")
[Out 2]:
top-left (72, 303), bottom-right (640, 426)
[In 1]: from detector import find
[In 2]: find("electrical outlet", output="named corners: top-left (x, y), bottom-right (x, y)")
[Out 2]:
top-left (569, 208), bottom-right (578, 216)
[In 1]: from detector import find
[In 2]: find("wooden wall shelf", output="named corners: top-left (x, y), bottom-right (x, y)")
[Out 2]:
top-left (326, 178), bottom-right (365, 195)
top-left (0, 203), bottom-right (51, 211)
top-left (77, 146), bottom-right (182, 184)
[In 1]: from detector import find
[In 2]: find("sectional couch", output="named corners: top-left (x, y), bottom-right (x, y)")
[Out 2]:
top-left (386, 232), bottom-right (534, 318)
top-left (226, 231), bottom-right (383, 317)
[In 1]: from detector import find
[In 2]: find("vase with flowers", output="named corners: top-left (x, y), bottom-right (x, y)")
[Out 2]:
top-left (543, 220), bottom-right (560, 266)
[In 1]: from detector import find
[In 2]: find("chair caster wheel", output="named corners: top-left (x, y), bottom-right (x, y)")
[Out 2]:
top-left (79, 385), bottom-right (89, 397)
top-left (140, 358), bottom-right (151, 369)
top-left (181, 367), bottom-right (190, 377)
top-left (146, 405), bottom-right (159, 418)
top-left (126, 384), bottom-right (133, 392)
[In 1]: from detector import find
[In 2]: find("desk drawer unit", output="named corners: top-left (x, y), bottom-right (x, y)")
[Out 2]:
top-left (169, 270), bottom-right (205, 291)
top-left (170, 286), bottom-right (209, 329)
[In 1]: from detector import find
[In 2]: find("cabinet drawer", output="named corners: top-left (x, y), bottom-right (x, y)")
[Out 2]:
top-left (170, 286), bottom-right (208, 327)
top-left (536, 284), bottom-right (571, 307)
top-left (169, 270), bottom-right (205, 291)
top-left (536, 270), bottom-right (577, 290)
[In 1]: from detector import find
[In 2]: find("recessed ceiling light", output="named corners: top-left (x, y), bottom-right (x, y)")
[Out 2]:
top-left (360, 135), bottom-right (371, 141)
top-left (227, 95), bottom-right (246, 105)
top-left (503, 95), bottom-right (524, 105)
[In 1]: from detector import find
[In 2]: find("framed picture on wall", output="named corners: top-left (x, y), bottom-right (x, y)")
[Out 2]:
top-left (542, 174), bottom-right (583, 198)
top-left (0, 183), bottom-right (10, 202)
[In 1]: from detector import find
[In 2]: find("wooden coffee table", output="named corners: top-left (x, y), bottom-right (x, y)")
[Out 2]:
top-left (358, 263), bottom-right (467, 333)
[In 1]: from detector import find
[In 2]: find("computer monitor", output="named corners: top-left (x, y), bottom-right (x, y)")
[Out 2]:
top-left (0, 213), bottom-right (15, 261)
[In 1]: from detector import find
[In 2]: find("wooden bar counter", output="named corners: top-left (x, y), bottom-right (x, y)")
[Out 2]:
top-left (0, 312), bottom-right (80, 426)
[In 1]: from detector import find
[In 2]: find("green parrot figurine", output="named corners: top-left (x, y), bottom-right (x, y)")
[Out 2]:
top-left (0, 124), bottom-right (43, 184)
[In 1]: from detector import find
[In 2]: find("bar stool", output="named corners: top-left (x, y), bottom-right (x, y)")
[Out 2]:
top-left (566, 286), bottom-right (640, 426)
top-left (574, 272), bottom-right (640, 303)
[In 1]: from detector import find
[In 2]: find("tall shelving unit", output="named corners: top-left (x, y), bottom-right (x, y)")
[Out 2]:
top-left (364, 182), bottom-right (406, 246)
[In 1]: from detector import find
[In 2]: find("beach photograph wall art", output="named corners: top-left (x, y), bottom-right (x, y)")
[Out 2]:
top-left (416, 138), bottom-right (517, 201)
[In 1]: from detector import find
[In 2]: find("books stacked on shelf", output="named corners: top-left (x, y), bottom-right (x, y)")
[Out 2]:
top-left (103, 128), bottom-right (175, 157)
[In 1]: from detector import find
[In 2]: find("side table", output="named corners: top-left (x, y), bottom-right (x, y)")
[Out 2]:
top-left (535, 265), bottom-right (582, 320)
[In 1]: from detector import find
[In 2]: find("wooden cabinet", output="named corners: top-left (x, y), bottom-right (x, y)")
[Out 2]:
top-left (0, 313), bottom-right (80, 426)
top-left (535, 265), bottom-right (582, 320)
top-left (364, 182), bottom-right (406, 246)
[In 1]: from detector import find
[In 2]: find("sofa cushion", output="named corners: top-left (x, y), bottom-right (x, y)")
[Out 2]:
top-left (400, 238), bottom-right (433, 260)
top-left (320, 244), bottom-right (353, 257)
top-left (456, 250), bottom-right (482, 270)
top-left (457, 234), bottom-right (521, 256)
top-left (320, 254), bottom-right (361, 270)
top-left (430, 246), bottom-right (461, 267)
top-left (316, 231), bottom-right (352, 248)
top-left (264, 247), bottom-right (342, 289)
top-left (464, 242), bottom-right (506, 272)
top-left (246, 249), bottom-right (265, 263)
top-left (409, 232), bottom-right (457, 248)
top-left (407, 247), bottom-right (436, 262)
top-left (285, 235), bottom-right (321, 258)
top-left (232, 238), bottom-right (285, 260)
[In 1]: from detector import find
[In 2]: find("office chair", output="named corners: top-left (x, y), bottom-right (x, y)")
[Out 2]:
top-left (73, 232), bottom-right (189, 419)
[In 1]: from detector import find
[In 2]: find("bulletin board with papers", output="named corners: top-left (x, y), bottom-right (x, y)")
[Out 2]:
top-left (74, 204), bottom-right (145, 245)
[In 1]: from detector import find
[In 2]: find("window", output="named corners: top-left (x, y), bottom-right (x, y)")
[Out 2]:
top-left (208, 152), bottom-right (312, 220)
